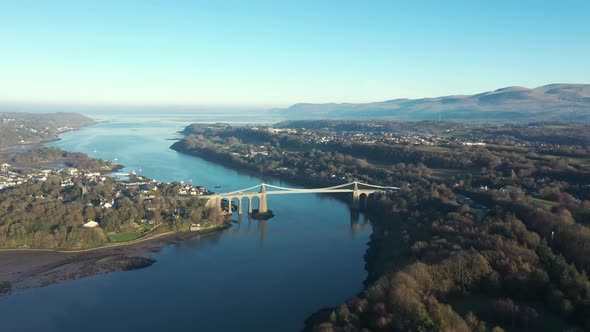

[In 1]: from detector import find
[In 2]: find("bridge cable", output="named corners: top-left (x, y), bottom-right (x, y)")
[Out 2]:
top-left (263, 182), bottom-right (356, 192)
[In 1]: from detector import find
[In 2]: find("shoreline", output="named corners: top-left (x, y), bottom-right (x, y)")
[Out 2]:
top-left (0, 124), bottom-right (125, 173)
top-left (0, 223), bottom-right (230, 254)
top-left (0, 222), bottom-right (231, 295)
top-left (170, 142), bottom-right (351, 192)
top-left (0, 123), bottom-right (94, 153)
top-left (1, 120), bottom-right (233, 295)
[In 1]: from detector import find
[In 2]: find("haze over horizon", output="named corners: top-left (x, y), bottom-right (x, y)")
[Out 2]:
top-left (1, 0), bottom-right (589, 107)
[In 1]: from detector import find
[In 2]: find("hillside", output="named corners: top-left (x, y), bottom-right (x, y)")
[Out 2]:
top-left (279, 84), bottom-right (590, 122)
top-left (0, 112), bottom-right (95, 150)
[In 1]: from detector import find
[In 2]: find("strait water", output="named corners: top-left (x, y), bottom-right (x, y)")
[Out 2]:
top-left (0, 115), bottom-right (372, 332)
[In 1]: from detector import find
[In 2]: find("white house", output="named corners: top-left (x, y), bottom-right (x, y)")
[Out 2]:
top-left (82, 220), bottom-right (99, 228)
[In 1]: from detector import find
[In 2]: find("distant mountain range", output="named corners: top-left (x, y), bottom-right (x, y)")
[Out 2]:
top-left (277, 84), bottom-right (590, 122)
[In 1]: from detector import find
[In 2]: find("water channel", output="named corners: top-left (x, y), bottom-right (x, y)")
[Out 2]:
top-left (0, 114), bottom-right (372, 332)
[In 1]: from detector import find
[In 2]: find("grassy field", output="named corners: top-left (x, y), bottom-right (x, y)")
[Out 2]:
top-left (533, 153), bottom-right (590, 166)
top-left (555, 156), bottom-right (589, 165)
top-left (486, 144), bottom-right (530, 153)
top-left (108, 223), bottom-right (155, 243)
top-left (108, 232), bottom-right (145, 243)
top-left (543, 125), bottom-right (570, 129)
top-left (531, 197), bottom-right (559, 208)
top-left (415, 145), bottom-right (453, 153)
top-left (432, 167), bottom-right (481, 180)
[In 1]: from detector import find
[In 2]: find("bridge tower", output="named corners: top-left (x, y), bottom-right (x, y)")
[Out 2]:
top-left (351, 181), bottom-right (361, 210)
top-left (258, 184), bottom-right (268, 213)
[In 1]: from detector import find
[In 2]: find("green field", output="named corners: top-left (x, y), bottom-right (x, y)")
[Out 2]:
top-left (415, 145), bottom-right (453, 153)
top-left (432, 167), bottom-right (480, 180)
top-left (531, 197), bottom-right (559, 208)
top-left (565, 156), bottom-right (590, 165)
top-left (534, 153), bottom-right (590, 165)
top-left (108, 232), bottom-right (145, 243)
top-left (486, 144), bottom-right (529, 153)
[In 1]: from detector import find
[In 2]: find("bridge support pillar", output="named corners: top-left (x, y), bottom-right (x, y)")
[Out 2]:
top-left (238, 198), bottom-right (243, 215)
top-left (226, 198), bottom-right (232, 214)
top-left (258, 194), bottom-right (268, 213)
top-left (248, 197), bottom-right (253, 214)
top-left (258, 184), bottom-right (268, 213)
top-left (351, 181), bottom-right (360, 210)
top-left (351, 190), bottom-right (360, 210)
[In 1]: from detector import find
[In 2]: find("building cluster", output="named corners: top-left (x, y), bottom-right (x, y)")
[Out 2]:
top-left (56, 126), bottom-right (74, 133)
top-left (271, 165), bottom-right (351, 181)
top-left (0, 163), bottom-right (23, 189)
top-left (249, 146), bottom-right (269, 157)
top-left (269, 129), bottom-right (492, 147)
top-left (266, 127), bottom-right (297, 134)
top-left (119, 175), bottom-right (162, 203)
top-left (0, 118), bottom-right (54, 144)
top-left (0, 166), bottom-right (61, 189)
top-left (1, 164), bottom-right (212, 199)
top-left (229, 145), bottom-right (271, 159)
top-left (177, 184), bottom-right (214, 196)
top-left (0, 163), bottom-right (194, 197)
top-left (0, 163), bottom-right (116, 191)
top-left (1, 162), bottom-right (216, 232)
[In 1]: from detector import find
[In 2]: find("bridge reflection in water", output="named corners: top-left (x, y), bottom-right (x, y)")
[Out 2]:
top-left (202, 181), bottom-right (400, 215)
top-left (226, 208), bottom-right (372, 247)
top-left (349, 209), bottom-right (372, 237)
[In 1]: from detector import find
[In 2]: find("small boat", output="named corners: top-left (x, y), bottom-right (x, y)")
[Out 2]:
top-left (214, 185), bottom-right (222, 188)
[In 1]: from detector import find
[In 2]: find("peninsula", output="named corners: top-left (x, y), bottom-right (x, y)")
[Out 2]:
top-left (0, 112), bottom-right (96, 150)
top-left (0, 115), bottom-right (229, 296)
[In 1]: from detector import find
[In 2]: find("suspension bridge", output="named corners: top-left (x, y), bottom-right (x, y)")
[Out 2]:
top-left (201, 181), bottom-right (400, 215)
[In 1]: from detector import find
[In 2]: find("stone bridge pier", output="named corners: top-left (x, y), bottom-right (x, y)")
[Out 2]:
top-left (205, 184), bottom-right (268, 215)
top-left (351, 182), bottom-right (377, 210)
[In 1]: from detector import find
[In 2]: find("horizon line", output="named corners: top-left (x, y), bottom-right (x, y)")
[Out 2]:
top-left (0, 82), bottom-right (587, 109)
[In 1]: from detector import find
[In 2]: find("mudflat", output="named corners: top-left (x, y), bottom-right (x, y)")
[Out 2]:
top-left (0, 227), bottom-right (227, 295)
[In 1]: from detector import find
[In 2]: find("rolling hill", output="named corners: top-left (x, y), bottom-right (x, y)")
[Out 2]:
top-left (0, 112), bottom-right (96, 150)
top-left (278, 84), bottom-right (590, 122)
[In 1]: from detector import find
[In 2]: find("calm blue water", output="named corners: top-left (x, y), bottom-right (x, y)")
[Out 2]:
top-left (0, 115), bottom-right (371, 332)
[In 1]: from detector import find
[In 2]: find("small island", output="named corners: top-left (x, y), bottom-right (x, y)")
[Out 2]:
top-left (250, 209), bottom-right (274, 220)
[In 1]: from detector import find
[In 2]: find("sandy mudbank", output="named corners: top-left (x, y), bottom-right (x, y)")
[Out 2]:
top-left (0, 227), bottom-right (228, 295)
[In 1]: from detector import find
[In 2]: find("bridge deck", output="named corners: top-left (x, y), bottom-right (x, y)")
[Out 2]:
top-left (201, 189), bottom-right (389, 199)
top-left (199, 181), bottom-right (399, 199)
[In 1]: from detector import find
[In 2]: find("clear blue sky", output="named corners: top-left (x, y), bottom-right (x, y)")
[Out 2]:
top-left (1, 0), bottom-right (589, 107)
